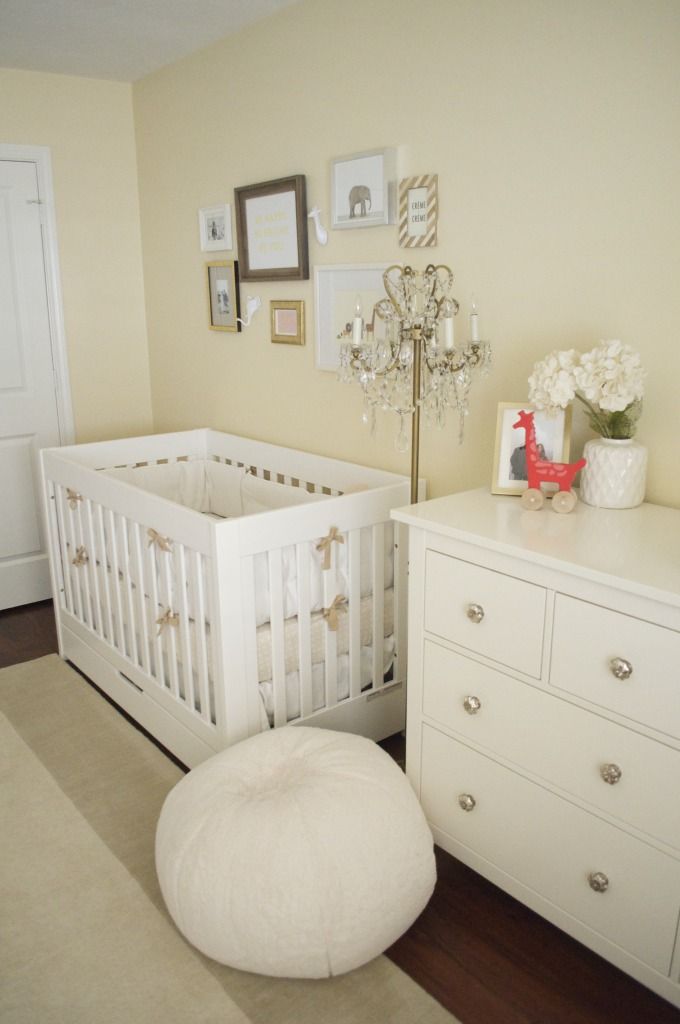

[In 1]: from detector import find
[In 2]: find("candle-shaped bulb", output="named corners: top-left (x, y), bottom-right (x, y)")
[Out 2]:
top-left (470, 302), bottom-right (480, 342)
top-left (441, 299), bottom-right (455, 351)
top-left (352, 295), bottom-right (363, 346)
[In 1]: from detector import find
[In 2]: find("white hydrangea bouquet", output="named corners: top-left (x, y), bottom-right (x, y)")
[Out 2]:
top-left (528, 340), bottom-right (645, 439)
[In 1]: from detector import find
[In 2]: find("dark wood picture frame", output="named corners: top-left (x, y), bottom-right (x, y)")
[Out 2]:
top-left (234, 175), bottom-right (309, 281)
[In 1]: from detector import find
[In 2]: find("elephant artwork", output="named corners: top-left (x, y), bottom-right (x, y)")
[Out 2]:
top-left (349, 184), bottom-right (371, 219)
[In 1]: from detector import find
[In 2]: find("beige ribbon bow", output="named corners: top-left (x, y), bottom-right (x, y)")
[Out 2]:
top-left (316, 526), bottom-right (345, 571)
top-left (72, 545), bottom-right (89, 567)
top-left (66, 488), bottom-right (83, 510)
top-left (156, 608), bottom-right (180, 636)
top-left (322, 595), bottom-right (347, 631)
top-left (147, 528), bottom-right (173, 553)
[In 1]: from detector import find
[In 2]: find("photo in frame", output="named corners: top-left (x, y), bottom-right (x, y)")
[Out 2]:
top-left (206, 260), bottom-right (240, 332)
top-left (314, 263), bottom-right (390, 371)
top-left (492, 402), bottom-right (572, 495)
top-left (331, 148), bottom-right (397, 229)
top-left (271, 300), bottom-right (305, 345)
top-left (234, 175), bottom-right (309, 281)
top-left (398, 174), bottom-right (438, 247)
top-left (199, 204), bottom-right (232, 251)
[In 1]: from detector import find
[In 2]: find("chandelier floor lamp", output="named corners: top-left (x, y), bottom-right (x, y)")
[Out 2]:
top-left (338, 264), bottom-right (491, 504)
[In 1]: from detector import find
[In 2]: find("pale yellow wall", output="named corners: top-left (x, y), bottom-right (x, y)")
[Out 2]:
top-left (134, 0), bottom-right (680, 506)
top-left (0, 69), bottom-right (152, 442)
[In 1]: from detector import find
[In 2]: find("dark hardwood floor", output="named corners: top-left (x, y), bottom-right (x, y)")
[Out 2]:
top-left (2, 600), bottom-right (678, 1024)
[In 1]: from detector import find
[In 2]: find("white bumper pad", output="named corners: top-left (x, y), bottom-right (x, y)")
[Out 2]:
top-left (155, 727), bottom-right (436, 978)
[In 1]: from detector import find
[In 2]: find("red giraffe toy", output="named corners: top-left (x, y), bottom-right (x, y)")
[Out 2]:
top-left (513, 409), bottom-right (586, 514)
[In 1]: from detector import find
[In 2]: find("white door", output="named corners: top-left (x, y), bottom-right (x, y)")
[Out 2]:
top-left (0, 158), bottom-right (64, 609)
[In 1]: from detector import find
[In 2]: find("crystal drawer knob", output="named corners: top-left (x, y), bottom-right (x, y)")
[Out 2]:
top-left (466, 603), bottom-right (484, 624)
top-left (600, 763), bottom-right (622, 785)
top-left (610, 657), bottom-right (633, 680)
top-left (588, 871), bottom-right (609, 893)
top-left (463, 695), bottom-right (482, 715)
top-left (458, 793), bottom-right (476, 812)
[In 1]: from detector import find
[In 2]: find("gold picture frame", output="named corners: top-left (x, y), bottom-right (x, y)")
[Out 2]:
top-left (207, 260), bottom-right (240, 332)
top-left (491, 402), bottom-right (572, 496)
top-left (398, 174), bottom-right (438, 247)
top-left (270, 300), bottom-right (305, 345)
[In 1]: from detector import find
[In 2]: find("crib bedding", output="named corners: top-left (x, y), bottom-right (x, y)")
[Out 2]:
top-left (119, 590), bottom-right (395, 728)
top-left (102, 459), bottom-right (394, 627)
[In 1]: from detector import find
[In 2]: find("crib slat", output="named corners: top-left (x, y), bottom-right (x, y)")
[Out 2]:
top-left (322, 552), bottom-right (338, 709)
top-left (95, 503), bottom-right (114, 645)
top-left (190, 550), bottom-right (211, 723)
top-left (371, 522), bottom-right (385, 689)
top-left (146, 537), bottom-right (164, 686)
top-left (175, 542), bottom-right (195, 710)
top-left (296, 543), bottom-right (313, 719)
top-left (83, 499), bottom-right (104, 641)
top-left (348, 529), bottom-right (362, 699)
top-left (130, 521), bottom-right (151, 674)
top-left (54, 486), bottom-right (74, 615)
top-left (121, 517), bottom-right (139, 666)
top-left (240, 555), bottom-right (264, 734)
top-left (159, 547), bottom-right (180, 699)
top-left (107, 510), bottom-right (126, 656)
top-left (268, 549), bottom-right (288, 727)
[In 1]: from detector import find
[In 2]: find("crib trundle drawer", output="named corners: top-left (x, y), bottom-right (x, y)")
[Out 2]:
top-left (420, 723), bottom-right (680, 975)
top-left (422, 640), bottom-right (680, 850)
top-left (551, 594), bottom-right (680, 741)
top-left (424, 551), bottom-right (546, 678)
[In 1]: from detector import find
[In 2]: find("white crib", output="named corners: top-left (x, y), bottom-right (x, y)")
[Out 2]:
top-left (40, 429), bottom-right (411, 767)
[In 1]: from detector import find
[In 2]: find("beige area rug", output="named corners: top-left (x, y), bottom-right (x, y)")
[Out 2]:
top-left (0, 655), bottom-right (458, 1024)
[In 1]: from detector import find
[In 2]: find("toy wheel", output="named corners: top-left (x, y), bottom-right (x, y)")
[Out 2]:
top-left (552, 489), bottom-right (577, 514)
top-left (521, 488), bottom-right (544, 511)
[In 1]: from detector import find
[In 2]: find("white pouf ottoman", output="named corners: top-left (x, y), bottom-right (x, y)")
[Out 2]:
top-left (155, 727), bottom-right (436, 978)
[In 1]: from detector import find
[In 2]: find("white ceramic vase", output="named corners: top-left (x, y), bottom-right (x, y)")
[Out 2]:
top-left (579, 437), bottom-right (648, 509)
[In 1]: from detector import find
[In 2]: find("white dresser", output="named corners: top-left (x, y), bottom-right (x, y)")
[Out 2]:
top-left (392, 489), bottom-right (680, 1008)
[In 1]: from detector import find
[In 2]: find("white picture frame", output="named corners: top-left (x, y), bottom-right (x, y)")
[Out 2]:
top-left (491, 402), bottom-right (572, 496)
top-left (331, 148), bottom-right (397, 229)
top-left (314, 263), bottom-right (390, 371)
top-left (199, 204), bottom-right (233, 252)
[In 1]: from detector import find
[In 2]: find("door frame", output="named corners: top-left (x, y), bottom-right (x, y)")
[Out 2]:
top-left (0, 142), bottom-right (74, 445)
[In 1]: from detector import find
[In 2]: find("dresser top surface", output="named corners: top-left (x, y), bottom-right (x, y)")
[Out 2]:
top-left (392, 488), bottom-right (680, 607)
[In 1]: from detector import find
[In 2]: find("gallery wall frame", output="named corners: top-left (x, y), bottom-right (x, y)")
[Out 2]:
top-left (398, 174), bottom-right (438, 247)
top-left (234, 175), bottom-right (309, 281)
top-left (491, 402), bottom-right (572, 495)
top-left (314, 263), bottom-right (390, 371)
top-left (199, 204), bottom-right (233, 251)
top-left (331, 148), bottom-right (397, 230)
top-left (206, 260), bottom-right (240, 332)
top-left (270, 300), bottom-right (305, 345)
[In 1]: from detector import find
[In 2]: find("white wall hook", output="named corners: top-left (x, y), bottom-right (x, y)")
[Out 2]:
top-left (237, 295), bottom-right (261, 327)
top-left (308, 206), bottom-right (328, 246)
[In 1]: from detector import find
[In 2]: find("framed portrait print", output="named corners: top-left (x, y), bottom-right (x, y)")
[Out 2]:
top-left (199, 204), bottom-right (232, 251)
top-left (331, 148), bottom-right (397, 229)
top-left (398, 174), bottom-right (438, 247)
top-left (207, 260), bottom-right (240, 332)
top-left (234, 175), bottom-right (309, 281)
top-left (492, 402), bottom-right (572, 495)
top-left (271, 300), bottom-right (305, 345)
top-left (314, 263), bottom-right (390, 371)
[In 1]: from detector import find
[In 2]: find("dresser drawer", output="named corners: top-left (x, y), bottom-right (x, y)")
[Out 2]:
top-left (420, 724), bottom-right (680, 974)
top-left (550, 594), bottom-right (680, 740)
top-left (422, 640), bottom-right (680, 850)
top-left (424, 551), bottom-right (546, 678)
